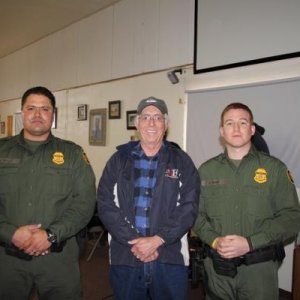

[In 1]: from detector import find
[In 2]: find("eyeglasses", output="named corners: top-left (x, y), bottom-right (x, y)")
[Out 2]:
top-left (139, 114), bottom-right (165, 122)
top-left (23, 105), bottom-right (53, 114)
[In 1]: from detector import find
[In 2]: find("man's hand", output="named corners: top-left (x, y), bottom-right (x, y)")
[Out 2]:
top-left (216, 235), bottom-right (250, 259)
top-left (11, 224), bottom-right (41, 250)
top-left (128, 235), bottom-right (164, 262)
top-left (142, 250), bottom-right (159, 263)
top-left (23, 229), bottom-right (51, 256)
top-left (12, 225), bottom-right (51, 256)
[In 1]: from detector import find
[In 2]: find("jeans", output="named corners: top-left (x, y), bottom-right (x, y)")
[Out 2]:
top-left (110, 262), bottom-right (188, 300)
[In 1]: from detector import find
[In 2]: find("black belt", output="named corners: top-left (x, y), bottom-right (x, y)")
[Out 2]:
top-left (205, 243), bottom-right (285, 277)
top-left (243, 243), bottom-right (285, 265)
top-left (0, 240), bottom-right (66, 261)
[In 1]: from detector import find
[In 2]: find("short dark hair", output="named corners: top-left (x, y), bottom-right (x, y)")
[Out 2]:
top-left (21, 86), bottom-right (56, 109)
top-left (220, 102), bottom-right (253, 126)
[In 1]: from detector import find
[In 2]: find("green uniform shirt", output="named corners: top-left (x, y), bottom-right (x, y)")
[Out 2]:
top-left (0, 131), bottom-right (96, 245)
top-left (193, 146), bottom-right (300, 250)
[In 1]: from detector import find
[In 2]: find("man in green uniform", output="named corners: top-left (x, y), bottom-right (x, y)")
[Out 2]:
top-left (193, 102), bottom-right (300, 299)
top-left (0, 86), bottom-right (96, 300)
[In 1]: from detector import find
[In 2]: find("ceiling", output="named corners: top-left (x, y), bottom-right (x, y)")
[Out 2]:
top-left (0, 0), bottom-right (120, 59)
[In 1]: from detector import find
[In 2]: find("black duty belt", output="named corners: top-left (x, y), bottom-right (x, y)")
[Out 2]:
top-left (205, 243), bottom-right (285, 277)
top-left (0, 240), bottom-right (66, 261)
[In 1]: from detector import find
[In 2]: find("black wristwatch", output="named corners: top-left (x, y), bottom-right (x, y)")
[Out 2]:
top-left (45, 229), bottom-right (57, 244)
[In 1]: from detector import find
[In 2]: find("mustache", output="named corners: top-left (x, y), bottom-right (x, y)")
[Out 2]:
top-left (30, 117), bottom-right (44, 122)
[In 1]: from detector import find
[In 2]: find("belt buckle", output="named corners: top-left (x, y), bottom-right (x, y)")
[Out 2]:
top-left (238, 255), bottom-right (245, 266)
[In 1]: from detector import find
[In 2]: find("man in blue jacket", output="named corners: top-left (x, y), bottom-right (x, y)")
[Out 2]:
top-left (97, 96), bottom-right (200, 300)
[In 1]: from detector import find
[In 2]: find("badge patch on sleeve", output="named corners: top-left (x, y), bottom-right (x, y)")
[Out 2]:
top-left (52, 152), bottom-right (64, 165)
top-left (82, 151), bottom-right (90, 165)
top-left (254, 168), bottom-right (267, 183)
top-left (287, 170), bottom-right (295, 184)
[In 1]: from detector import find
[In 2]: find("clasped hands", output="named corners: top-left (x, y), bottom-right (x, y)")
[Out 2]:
top-left (11, 224), bottom-right (51, 257)
top-left (214, 235), bottom-right (250, 259)
top-left (128, 235), bottom-right (164, 263)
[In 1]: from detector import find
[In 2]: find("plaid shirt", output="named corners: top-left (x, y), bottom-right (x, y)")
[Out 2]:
top-left (132, 144), bottom-right (159, 236)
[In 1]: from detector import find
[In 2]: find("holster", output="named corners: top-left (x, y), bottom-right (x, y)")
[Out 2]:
top-left (208, 249), bottom-right (240, 278)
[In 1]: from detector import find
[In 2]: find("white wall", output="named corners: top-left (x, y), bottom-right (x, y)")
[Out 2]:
top-left (0, 70), bottom-right (186, 182)
top-left (0, 0), bottom-right (194, 101)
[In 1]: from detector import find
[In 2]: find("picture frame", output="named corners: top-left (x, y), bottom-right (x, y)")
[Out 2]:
top-left (14, 112), bottom-right (23, 135)
top-left (89, 109), bottom-right (107, 146)
top-left (108, 100), bottom-right (121, 119)
top-left (7, 115), bottom-right (13, 137)
top-left (78, 104), bottom-right (88, 121)
top-left (0, 121), bottom-right (5, 134)
top-left (126, 110), bottom-right (137, 130)
top-left (51, 108), bottom-right (57, 129)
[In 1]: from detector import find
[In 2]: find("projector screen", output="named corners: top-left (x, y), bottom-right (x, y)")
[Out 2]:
top-left (186, 78), bottom-right (300, 187)
top-left (194, 0), bottom-right (300, 73)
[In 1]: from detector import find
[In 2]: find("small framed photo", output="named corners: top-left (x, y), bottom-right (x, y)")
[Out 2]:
top-left (14, 112), bottom-right (23, 135)
top-left (52, 108), bottom-right (57, 129)
top-left (0, 121), bottom-right (5, 134)
top-left (108, 100), bottom-right (121, 119)
top-left (126, 110), bottom-right (137, 130)
top-left (78, 104), bottom-right (88, 121)
top-left (89, 109), bottom-right (107, 146)
top-left (7, 115), bottom-right (13, 137)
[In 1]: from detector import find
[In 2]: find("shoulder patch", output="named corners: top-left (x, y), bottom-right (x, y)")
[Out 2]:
top-left (82, 151), bottom-right (90, 165)
top-left (287, 170), bottom-right (295, 184)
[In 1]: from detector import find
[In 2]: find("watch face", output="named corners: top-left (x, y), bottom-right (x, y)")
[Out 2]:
top-left (47, 230), bottom-right (57, 243)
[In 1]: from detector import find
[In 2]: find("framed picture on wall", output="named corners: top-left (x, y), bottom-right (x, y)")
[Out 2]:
top-left (126, 110), bottom-right (137, 130)
top-left (51, 108), bottom-right (57, 129)
top-left (7, 115), bottom-right (13, 137)
top-left (108, 100), bottom-right (121, 119)
top-left (0, 122), bottom-right (5, 134)
top-left (89, 109), bottom-right (107, 146)
top-left (77, 104), bottom-right (88, 121)
top-left (14, 112), bottom-right (23, 135)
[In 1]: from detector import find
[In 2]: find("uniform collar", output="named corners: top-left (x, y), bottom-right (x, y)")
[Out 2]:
top-left (17, 129), bottom-right (54, 148)
top-left (219, 144), bottom-right (259, 162)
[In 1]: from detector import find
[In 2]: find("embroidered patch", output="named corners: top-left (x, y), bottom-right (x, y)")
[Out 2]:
top-left (287, 170), bottom-right (295, 184)
top-left (254, 168), bottom-right (267, 183)
top-left (202, 179), bottom-right (227, 186)
top-left (0, 158), bottom-right (21, 165)
top-left (52, 152), bottom-right (64, 165)
top-left (165, 169), bottom-right (179, 179)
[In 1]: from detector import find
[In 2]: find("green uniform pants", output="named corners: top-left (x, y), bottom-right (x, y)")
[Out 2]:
top-left (203, 256), bottom-right (279, 300)
top-left (0, 240), bottom-right (80, 300)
